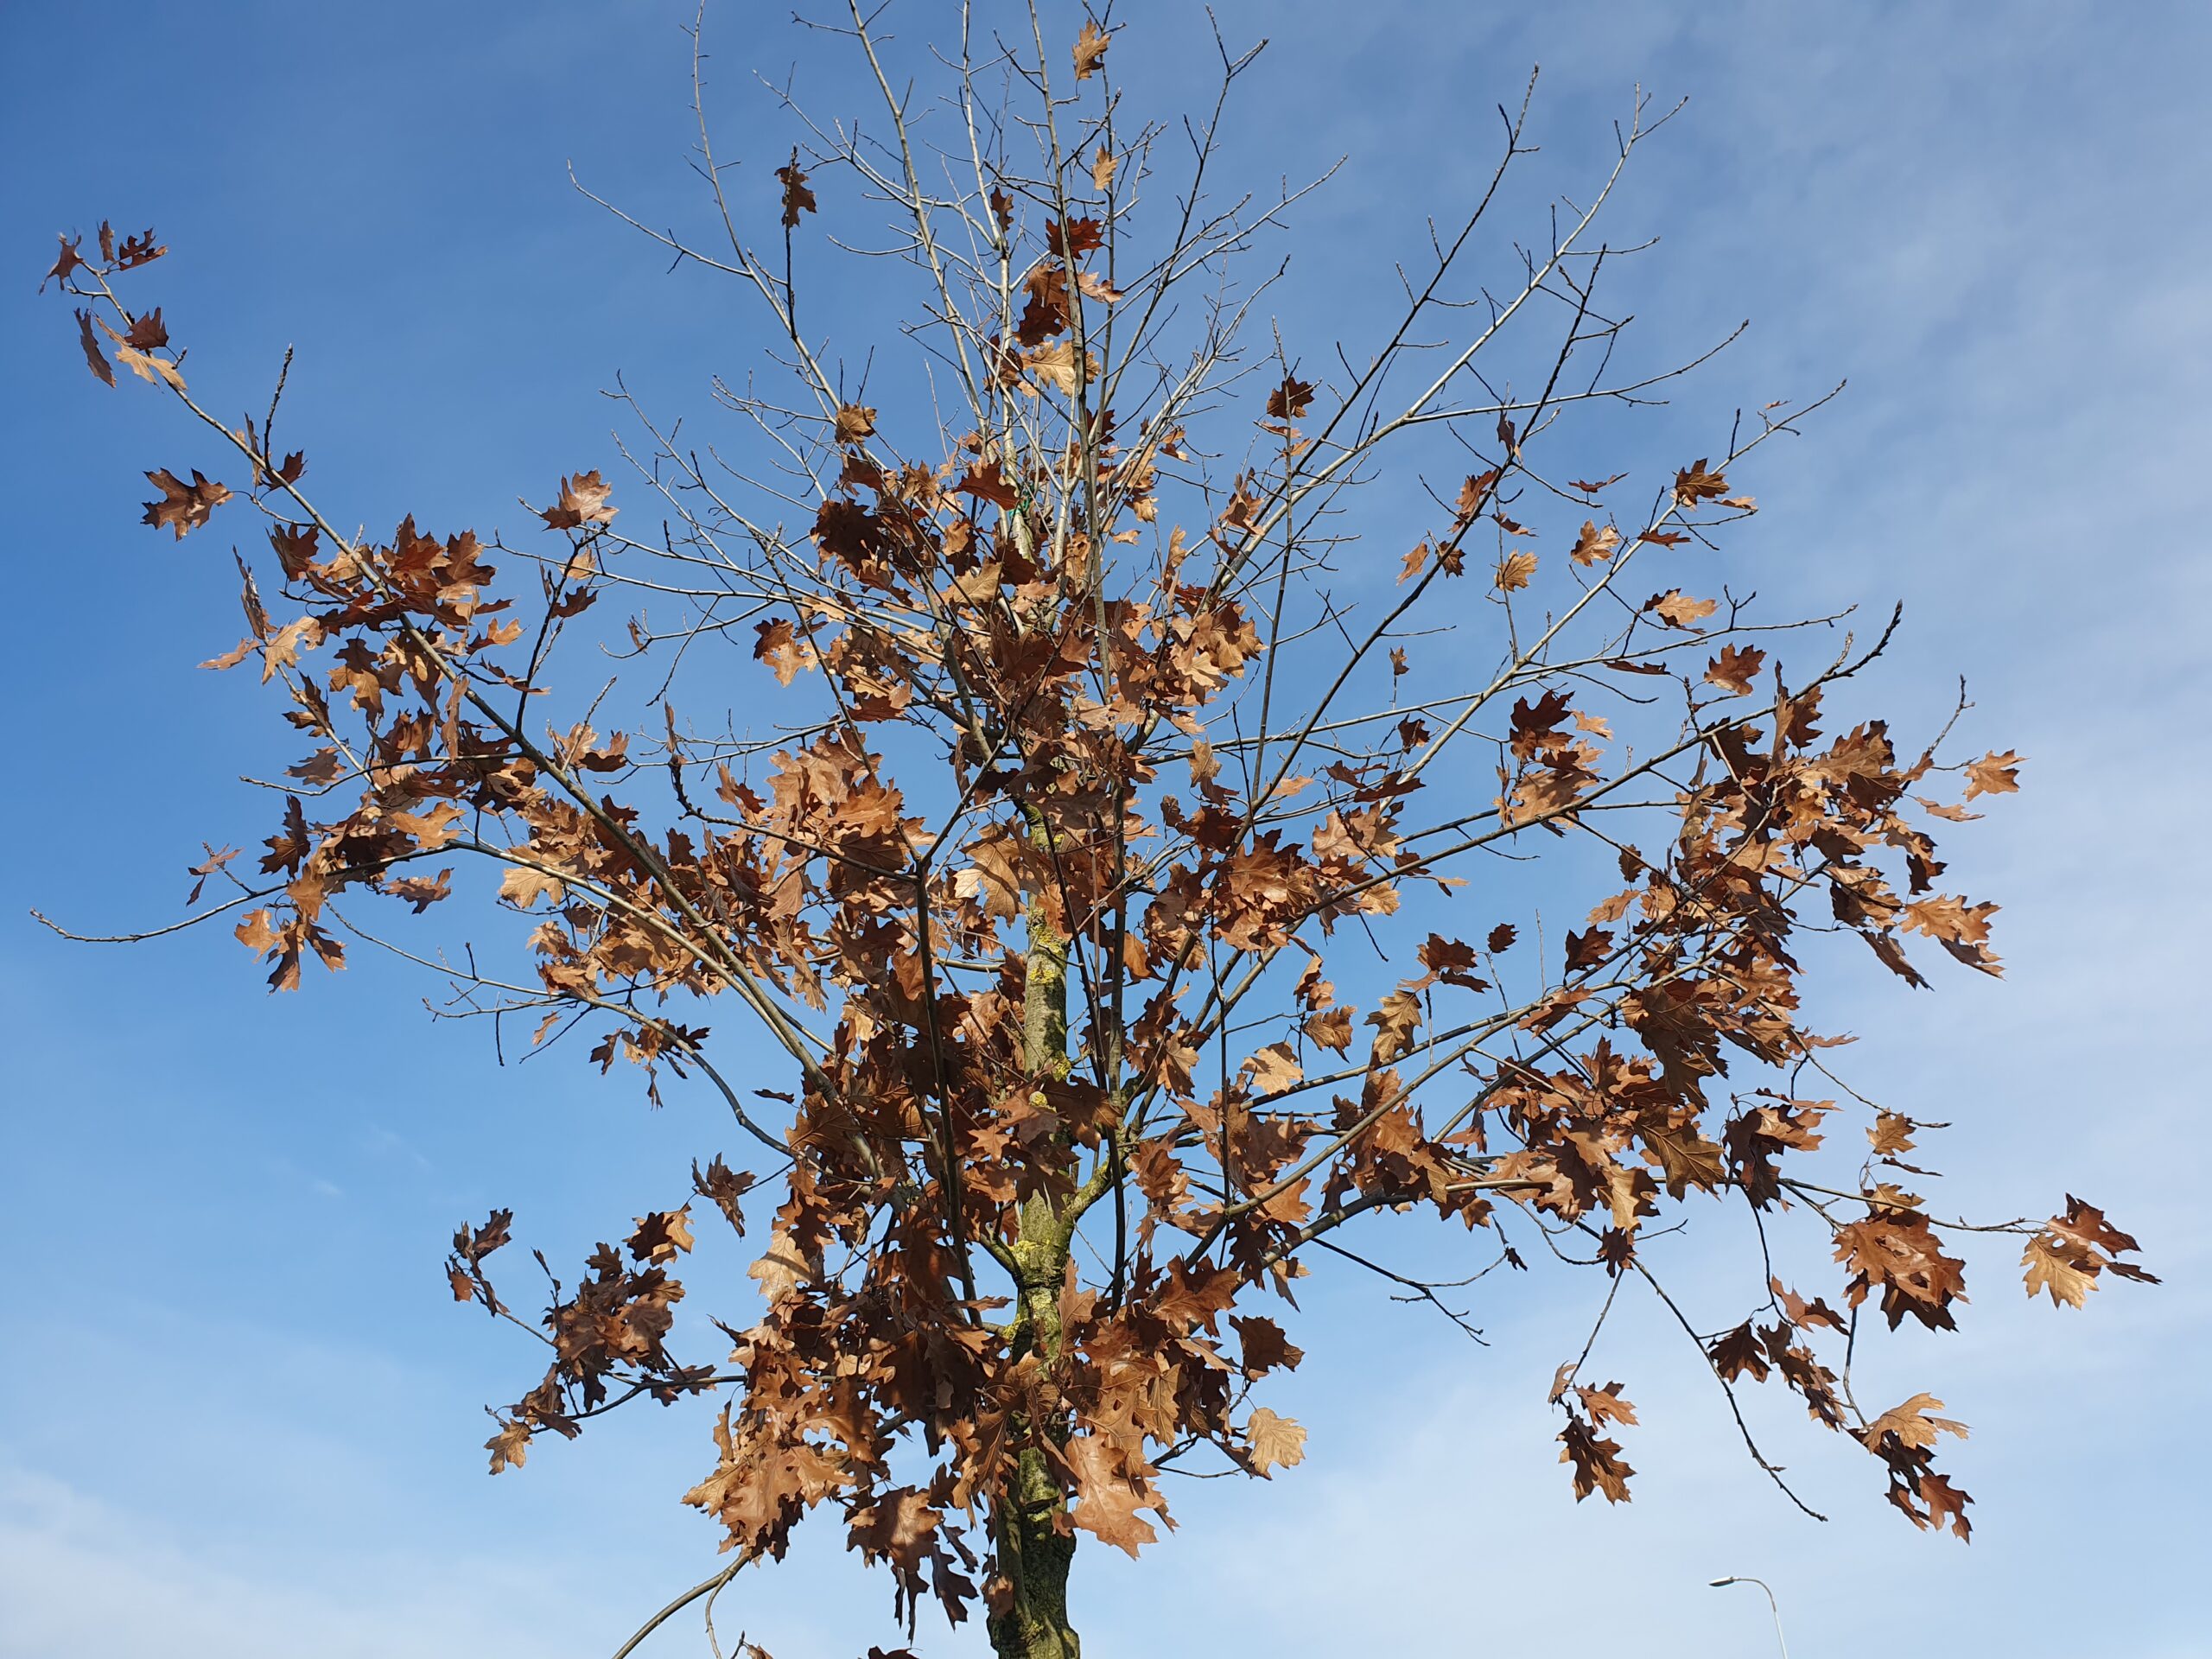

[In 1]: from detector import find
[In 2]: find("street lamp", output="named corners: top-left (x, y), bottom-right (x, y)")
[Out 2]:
top-left (1709, 1576), bottom-right (1790, 1657)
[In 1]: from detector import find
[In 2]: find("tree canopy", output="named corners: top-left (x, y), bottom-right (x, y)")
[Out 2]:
top-left (41, 8), bottom-right (2155, 1656)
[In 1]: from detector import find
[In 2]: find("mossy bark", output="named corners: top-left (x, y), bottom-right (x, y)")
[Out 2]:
top-left (988, 899), bottom-right (1082, 1659)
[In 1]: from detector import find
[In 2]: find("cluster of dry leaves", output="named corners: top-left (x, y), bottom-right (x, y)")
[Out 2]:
top-left (46, 10), bottom-right (2152, 1653)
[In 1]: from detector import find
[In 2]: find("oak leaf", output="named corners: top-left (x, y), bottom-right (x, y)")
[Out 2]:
top-left (1568, 520), bottom-right (1619, 566)
top-left (75, 309), bottom-right (115, 385)
top-left (1646, 589), bottom-right (1717, 631)
top-left (775, 158), bottom-right (817, 226)
top-left (692, 1156), bottom-right (755, 1233)
top-left (628, 1206), bottom-right (696, 1264)
top-left (106, 224), bottom-right (168, 268)
top-left (142, 468), bottom-right (232, 538)
top-left (499, 864), bottom-right (567, 909)
top-left (1266, 377), bottom-right (1314, 422)
top-left (44, 234), bottom-right (87, 289)
top-left (1559, 1418), bottom-right (1633, 1503)
top-left (748, 1228), bottom-right (815, 1306)
top-left (1860, 1392), bottom-right (1967, 1452)
top-left (1365, 988), bottom-right (1423, 1065)
top-left (1231, 1315), bottom-right (1304, 1377)
top-left (99, 314), bottom-right (185, 391)
top-left (2020, 1231), bottom-right (2096, 1307)
top-left (1303, 1007), bottom-right (1352, 1054)
top-left (1241, 1407), bottom-right (1307, 1477)
top-left (1072, 19), bottom-right (1110, 79)
top-left (486, 1419), bottom-right (531, 1474)
top-left (1243, 1041), bottom-right (1303, 1096)
top-left (1021, 340), bottom-right (1096, 397)
top-left (1065, 1434), bottom-right (1165, 1556)
top-left (1672, 458), bottom-right (1728, 505)
top-left (1574, 1382), bottom-right (1637, 1427)
top-left (540, 469), bottom-right (617, 530)
top-left (1705, 644), bottom-right (1767, 695)
top-left (1963, 749), bottom-right (2022, 799)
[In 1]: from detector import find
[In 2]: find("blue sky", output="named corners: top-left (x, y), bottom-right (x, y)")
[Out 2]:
top-left (3, 2), bottom-right (2208, 1655)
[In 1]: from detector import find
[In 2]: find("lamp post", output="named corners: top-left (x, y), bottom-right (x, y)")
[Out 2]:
top-left (1709, 1576), bottom-right (1790, 1657)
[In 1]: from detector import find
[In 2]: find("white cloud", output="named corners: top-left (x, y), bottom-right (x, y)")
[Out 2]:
top-left (0, 1463), bottom-right (577, 1659)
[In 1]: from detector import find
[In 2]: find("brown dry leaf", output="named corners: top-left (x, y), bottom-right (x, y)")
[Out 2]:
top-left (499, 863), bottom-right (566, 909)
top-left (1563, 926), bottom-right (1613, 970)
top-left (1454, 470), bottom-right (1499, 524)
top-left (849, 1487), bottom-right (944, 1573)
top-left (2021, 1232), bottom-right (2096, 1307)
top-left (99, 310), bottom-right (188, 391)
top-left (1232, 1315), bottom-right (1304, 1376)
top-left (748, 1228), bottom-right (815, 1306)
top-left (1072, 18), bottom-right (1110, 79)
top-left (1705, 644), bottom-right (1767, 695)
top-left (691, 1155), bottom-right (755, 1233)
top-left (108, 225), bottom-right (168, 268)
top-left (1574, 1382), bottom-right (1638, 1427)
top-left (753, 617), bottom-right (818, 685)
top-left (1266, 377), bottom-right (1314, 422)
top-left (1065, 1435), bottom-right (1163, 1556)
top-left (834, 404), bottom-right (877, 444)
top-left (1365, 988), bottom-right (1422, 1065)
top-left (1559, 1419), bottom-right (1633, 1503)
top-left (234, 909), bottom-right (281, 956)
top-left (44, 234), bottom-right (87, 289)
top-left (1494, 550), bottom-right (1538, 592)
top-left (1868, 1112), bottom-right (1918, 1155)
top-left (114, 341), bottom-right (186, 392)
top-left (1963, 750), bottom-right (2022, 799)
top-left (75, 309), bottom-right (115, 386)
top-left (1860, 1392), bottom-right (1967, 1451)
top-left (1243, 1041), bottom-right (1303, 1095)
top-left (1091, 146), bottom-right (1118, 190)
top-left (1568, 520), bottom-right (1619, 566)
top-left (95, 314), bottom-right (183, 389)
top-left (775, 158), bottom-right (817, 227)
top-left (1672, 459), bottom-right (1728, 505)
top-left (1647, 589), bottom-right (1717, 631)
top-left (1243, 1407), bottom-right (1306, 1477)
top-left (1303, 1007), bottom-right (1353, 1054)
top-left (142, 468), bottom-right (232, 538)
top-left (1021, 340), bottom-right (1094, 397)
top-left (387, 868), bottom-right (452, 913)
top-left (486, 1419), bottom-right (531, 1474)
top-left (540, 469), bottom-right (617, 530)
top-left (628, 1206), bottom-right (696, 1264)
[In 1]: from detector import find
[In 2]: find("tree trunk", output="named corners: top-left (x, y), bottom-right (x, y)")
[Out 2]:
top-left (988, 1439), bottom-right (1081, 1658)
top-left (988, 888), bottom-right (1082, 1659)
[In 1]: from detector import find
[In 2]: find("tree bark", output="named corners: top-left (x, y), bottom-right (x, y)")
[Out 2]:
top-left (988, 894), bottom-right (1082, 1659)
top-left (988, 1414), bottom-right (1081, 1658)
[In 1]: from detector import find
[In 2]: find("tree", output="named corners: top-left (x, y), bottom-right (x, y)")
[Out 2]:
top-left (41, 8), bottom-right (2154, 1656)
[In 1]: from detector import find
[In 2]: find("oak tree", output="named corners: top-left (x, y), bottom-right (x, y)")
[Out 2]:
top-left (42, 9), bottom-right (2153, 1656)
